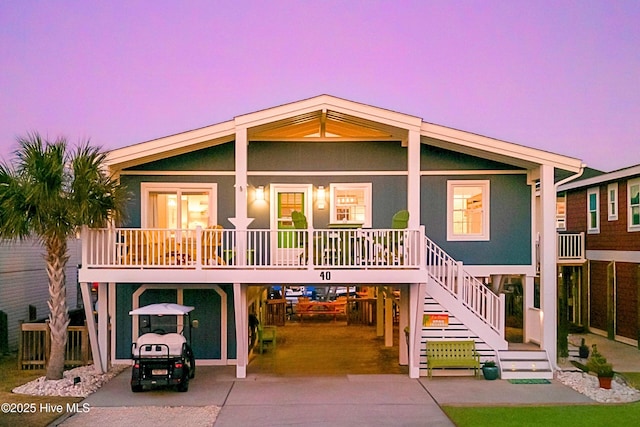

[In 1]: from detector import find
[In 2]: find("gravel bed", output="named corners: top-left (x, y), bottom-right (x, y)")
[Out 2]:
top-left (556, 370), bottom-right (640, 403)
top-left (11, 365), bottom-right (221, 426)
top-left (12, 364), bottom-right (129, 398)
top-left (59, 406), bottom-right (220, 427)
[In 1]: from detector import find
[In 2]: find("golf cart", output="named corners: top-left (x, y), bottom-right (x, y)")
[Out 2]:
top-left (129, 303), bottom-right (197, 392)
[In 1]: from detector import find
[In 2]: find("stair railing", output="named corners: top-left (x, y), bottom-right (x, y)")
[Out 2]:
top-left (424, 236), bottom-right (503, 334)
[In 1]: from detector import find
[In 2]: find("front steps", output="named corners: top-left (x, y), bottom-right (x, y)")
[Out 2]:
top-left (497, 350), bottom-right (554, 380)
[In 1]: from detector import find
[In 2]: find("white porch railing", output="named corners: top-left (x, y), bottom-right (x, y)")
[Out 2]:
top-left (82, 227), bottom-right (423, 270)
top-left (557, 232), bottom-right (585, 262)
top-left (424, 236), bottom-right (503, 334)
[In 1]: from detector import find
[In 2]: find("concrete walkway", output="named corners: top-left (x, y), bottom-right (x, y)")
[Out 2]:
top-left (54, 367), bottom-right (593, 427)
top-left (567, 333), bottom-right (640, 372)
top-left (52, 332), bottom-right (639, 426)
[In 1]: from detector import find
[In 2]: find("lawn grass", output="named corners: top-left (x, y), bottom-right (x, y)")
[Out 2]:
top-left (620, 372), bottom-right (640, 389)
top-left (443, 403), bottom-right (640, 427)
top-left (0, 353), bottom-right (82, 427)
top-left (443, 372), bottom-right (640, 426)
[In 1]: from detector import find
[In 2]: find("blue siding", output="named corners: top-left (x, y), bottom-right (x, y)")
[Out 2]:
top-left (119, 174), bottom-right (236, 229)
top-left (116, 284), bottom-right (236, 360)
top-left (184, 289), bottom-right (221, 359)
top-left (421, 174), bottom-right (531, 265)
top-left (249, 141), bottom-right (406, 171)
top-left (420, 143), bottom-right (518, 171)
top-left (248, 175), bottom-right (407, 229)
top-left (127, 143), bottom-right (235, 171)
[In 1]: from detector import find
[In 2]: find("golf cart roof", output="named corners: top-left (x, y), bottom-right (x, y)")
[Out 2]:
top-left (129, 303), bottom-right (195, 316)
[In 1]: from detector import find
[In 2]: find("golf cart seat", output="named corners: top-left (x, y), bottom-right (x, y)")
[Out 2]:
top-left (136, 332), bottom-right (186, 357)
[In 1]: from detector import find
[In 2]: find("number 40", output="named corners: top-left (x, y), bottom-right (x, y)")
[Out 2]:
top-left (320, 271), bottom-right (331, 281)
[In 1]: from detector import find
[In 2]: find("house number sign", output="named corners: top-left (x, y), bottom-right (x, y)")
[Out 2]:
top-left (320, 271), bottom-right (331, 281)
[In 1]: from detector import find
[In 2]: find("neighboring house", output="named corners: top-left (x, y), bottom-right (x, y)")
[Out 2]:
top-left (557, 164), bottom-right (640, 347)
top-left (0, 238), bottom-right (81, 353)
top-left (79, 95), bottom-right (584, 378)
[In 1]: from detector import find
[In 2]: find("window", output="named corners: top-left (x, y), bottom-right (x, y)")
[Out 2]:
top-left (447, 180), bottom-right (490, 241)
top-left (556, 194), bottom-right (567, 230)
top-left (587, 187), bottom-right (599, 234)
top-left (141, 183), bottom-right (217, 229)
top-left (329, 183), bottom-right (372, 228)
top-left (607, 183), bottom-right (618, 221)
top-left (629, 178), bottom-right (640, 232)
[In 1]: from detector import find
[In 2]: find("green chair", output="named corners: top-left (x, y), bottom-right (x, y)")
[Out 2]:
top-left (391, 209), bottom-right (409, 229)
top-left (257, 324), bottom-right (277, 354)
top-left (389, 210), bottom-right (409, 264)
top-left (291, 210), bottom-right (308, 229)
top-left (292, 211), bottom-right (310, 264)
top-left (371, 210), bottom-right (410, 265)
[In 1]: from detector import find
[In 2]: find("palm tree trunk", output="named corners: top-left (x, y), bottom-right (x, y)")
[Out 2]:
top-left (45, 237), bottom-right (70, 380)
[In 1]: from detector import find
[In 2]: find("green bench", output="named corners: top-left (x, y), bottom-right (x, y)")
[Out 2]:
top-left (425, 340), bottom-right (481, 378)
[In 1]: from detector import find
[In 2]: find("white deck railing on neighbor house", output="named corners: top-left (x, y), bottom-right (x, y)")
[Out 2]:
top-left (557, 232), bottom-right (585, 263)
top-left (82, 227), bottom-right (424, 270)
top-left (424, 236), bottom-right (503, 334)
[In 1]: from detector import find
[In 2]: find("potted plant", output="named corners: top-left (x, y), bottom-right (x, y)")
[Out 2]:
top-left (586, 344), bottom-right (614, 389)
top-left (578, 338), bottom-right (590, 359)
top-left (482, 360), bottom-right (500, 380)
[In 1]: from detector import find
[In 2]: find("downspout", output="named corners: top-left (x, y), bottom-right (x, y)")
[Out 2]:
top-left (555, 163), bottom-right (586, 189)
top-left (548, 163), bottom-right (585, 370)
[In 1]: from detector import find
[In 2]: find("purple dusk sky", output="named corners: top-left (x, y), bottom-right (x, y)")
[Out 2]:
top-left (1, 1), bottom-right (638, 172)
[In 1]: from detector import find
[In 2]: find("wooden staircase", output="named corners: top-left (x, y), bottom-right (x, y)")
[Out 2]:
top-left (421, 235), bottom-right (556, 380)
top-left (497, 350), bottom-right (554, 380)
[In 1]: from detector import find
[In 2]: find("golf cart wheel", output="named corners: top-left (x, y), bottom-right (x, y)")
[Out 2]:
top-left (131, 384), bottom-right (143, 393)
top-left (189, 356), bottom-right (196, 378)
top-left (177, 375), bottom-right (189, 392)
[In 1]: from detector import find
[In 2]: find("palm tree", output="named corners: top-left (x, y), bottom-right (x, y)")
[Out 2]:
top-left (0, 133), bottom-right (127, 380)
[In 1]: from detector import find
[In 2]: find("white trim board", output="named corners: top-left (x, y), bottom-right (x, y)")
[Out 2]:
top-left (119, 169), bottom-right (526, 177)
top-left (585, 250), bottom-right (640, 263)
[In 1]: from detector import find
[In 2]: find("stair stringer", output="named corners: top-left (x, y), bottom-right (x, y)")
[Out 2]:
top-left (425, 275), bottom-right (507, 351)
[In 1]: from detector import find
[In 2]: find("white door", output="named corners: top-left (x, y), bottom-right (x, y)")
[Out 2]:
top-left (270, 184), bottom-right (313, 265)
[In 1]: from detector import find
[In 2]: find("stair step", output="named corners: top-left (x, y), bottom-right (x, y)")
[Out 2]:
top-left (498, 350), bottom-right (548, 361)
top-left (500, 360), bottom-right (551, 371)
top-left (497, 349), bottom-right (554, 380)
top-left (500, 370), bottom-right (554, 380)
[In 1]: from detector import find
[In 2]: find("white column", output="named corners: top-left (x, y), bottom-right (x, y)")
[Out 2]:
top-left (376, 290), bottom-right (384, 337)
top-left (407, 129), bottom-right (421, 229)
top-left (234, 127), bottom-right (248, 221)
top-left (523, 275), bottom-right (534, 343)
top-left (109, 282), bottom-right (116, 367)
top-left (228, 127), bottom-right (254, 263)
top-left (399, 285), bottom-right (409, 365)
top-left (539, 164), bottom-right (557, 367)
top-left (97, 282), bottom-right (108, 372)
top-left (233, 283), bottom-right (248, 378)
top-left (80, 282), bottom-right (102, 374)
top-left (409, 282), bottom-right (426, 378)
top-left (385, 289), bottom-right (393, 347)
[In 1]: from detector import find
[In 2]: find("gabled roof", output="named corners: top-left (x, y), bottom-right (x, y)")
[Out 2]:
top-left (106, 94), bottom-right (584, 173)
top-left (558, 164), bottom-right (640, 191)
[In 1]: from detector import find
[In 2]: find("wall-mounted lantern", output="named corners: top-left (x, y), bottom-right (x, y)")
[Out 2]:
top-left (317, 185), bottom-right (326, 209)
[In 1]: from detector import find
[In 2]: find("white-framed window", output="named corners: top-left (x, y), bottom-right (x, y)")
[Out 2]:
top-left (628, 178), bottom-right (640, 232)
top-left (556, 194), bottom-right (567, 230)
top-left (607, 183), bottom-right (618, 221)
top-left (447, 180), bottom-right (490, 241)
top-left (329, 183), bottom-right (372, 228)
top-left (587, 187), bottom-right (599, 234)
top-left (141, 183), bottom-right (217, 229)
